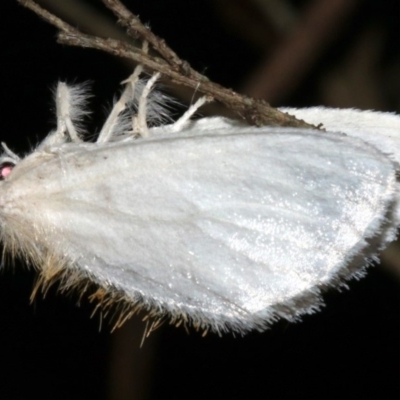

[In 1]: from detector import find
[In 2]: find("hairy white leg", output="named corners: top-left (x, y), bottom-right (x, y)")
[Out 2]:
top-left (97, 65), bottom-right (143, 144)
top-left (170, 96), bottom-right (212, 133)
top-left (136, 72), bottom-right (161, 138)
top-left (38, 82), bottom-right (91, 149)
top-left (56, 82), bottom-right (81, 142)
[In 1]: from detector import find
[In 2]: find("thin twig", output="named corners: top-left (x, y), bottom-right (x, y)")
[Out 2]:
top-left (102, 0), bottom-right (185, 70)
top-left (17, 0), bottom-right (319, 129)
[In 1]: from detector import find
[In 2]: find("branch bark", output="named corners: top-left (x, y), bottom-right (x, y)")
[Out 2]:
top-left (17, 0), bottom-right (319, 129)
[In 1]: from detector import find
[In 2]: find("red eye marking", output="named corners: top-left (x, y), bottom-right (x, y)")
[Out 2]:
top-left (0, 163), bottom-right (14, 180)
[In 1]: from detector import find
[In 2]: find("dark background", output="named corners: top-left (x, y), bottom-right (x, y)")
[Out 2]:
top-left (1, 0), bottom-right (400, 399)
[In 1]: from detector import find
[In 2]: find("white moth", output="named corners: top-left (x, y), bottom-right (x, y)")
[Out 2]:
top-left (1, 71), bottom-right (400, 335)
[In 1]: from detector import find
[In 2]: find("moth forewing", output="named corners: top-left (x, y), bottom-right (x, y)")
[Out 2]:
top-left (0, 115), bottom-right (398, 334)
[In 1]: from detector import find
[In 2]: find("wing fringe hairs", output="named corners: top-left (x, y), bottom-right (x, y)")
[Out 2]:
top-left (1, 69), bottom-right (400, 335)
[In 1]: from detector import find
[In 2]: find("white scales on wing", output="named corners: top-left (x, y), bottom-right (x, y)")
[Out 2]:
top-left (0, 72), bottom-right (399, 334)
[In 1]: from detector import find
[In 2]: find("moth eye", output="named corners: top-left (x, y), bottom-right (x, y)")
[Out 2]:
top-left (0, 162), bottom-right (15, 180)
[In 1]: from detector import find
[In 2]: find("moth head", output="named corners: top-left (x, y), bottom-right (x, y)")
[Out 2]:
top-left (0, 143), bottom-right (20, 180)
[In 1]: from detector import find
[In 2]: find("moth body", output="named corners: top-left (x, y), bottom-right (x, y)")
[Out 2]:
top-left (1, 74), bottom-right (400, 334)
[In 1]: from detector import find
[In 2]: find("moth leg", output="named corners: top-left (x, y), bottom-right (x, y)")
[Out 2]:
top-left (96, 65), bottom-right (143, 144)
top-left (135, 72), bottom-right (161, 138)
top-left (39, 82), bottom-right (88, 149)
top-left (56, 82), bottom-right (82, 143)
top-left (170, 96), bottom-right (213, 132)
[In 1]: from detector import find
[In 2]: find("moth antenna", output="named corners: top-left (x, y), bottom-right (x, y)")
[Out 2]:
top-left (136, 72), bottom-right (161, 138)
top-left (170, 96), bottom-right (213, 132)
top-left (97, 64), bottom-right (143, 143)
